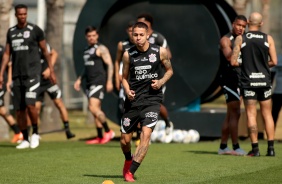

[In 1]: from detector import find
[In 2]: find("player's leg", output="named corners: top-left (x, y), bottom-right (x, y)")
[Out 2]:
top-left (260, 98), bottom-right (275, 156)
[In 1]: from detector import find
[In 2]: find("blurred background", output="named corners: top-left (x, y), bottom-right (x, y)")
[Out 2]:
top-left (0, 0), bottom-right (281, 140)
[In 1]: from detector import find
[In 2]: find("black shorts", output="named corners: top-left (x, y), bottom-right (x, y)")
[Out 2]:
top-left (121, 103), bottom-right (160, 134)
top-left (242, 87), bottom-right (272, 101)
top-left (222, 85), bottom-right (240, 103)
top-left (0, 89), bottom-right (6, 107)
top-left (37, 79), bottom-right (62, 102)
top-left (12, 76), bottom-right (40, 110)
top-left (86, 85), bottom-right (104, 100)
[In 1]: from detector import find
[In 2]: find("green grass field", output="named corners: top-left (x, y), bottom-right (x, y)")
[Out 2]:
top-left (1, 139), bottom-right (282, 183)
top-left (1, 110), bottom-right (282, 184)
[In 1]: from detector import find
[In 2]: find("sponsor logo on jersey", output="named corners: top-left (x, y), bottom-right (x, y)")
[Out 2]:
top-left (133, 59), bottom-right (140, 62)
top-left (129, 50), bottom-right (138, 56)
top-left (145, 112), bottom-right (158, 121)
top-left (11, 34), bottom-right (16, 38)
top-left (23, 31), bottom-right (30, 38)
top-left (249, 72), bottom-right (265, 78)
top-left (135, 65), bottom-right (151, 70)
top-left (250, 82), bottom-right (267, 86)
top-left (17, 33), bottom-right (23, 37)
top-left (134, 65), bottom-right (158, 80)
top-left (141, 57), bottom-right (148, 61)
top-left (244, 90), bottom-right (255, 97)
top-left (264, 89), bottom-right (271, 98)
top-left (149, 53), bottom-right (157, 63)
top-left (85, 61), bottom-right (95, 66)
top-left (123, 117), bottom-right (131, 127)
top-left (246, 33), bottom-right (263, 39)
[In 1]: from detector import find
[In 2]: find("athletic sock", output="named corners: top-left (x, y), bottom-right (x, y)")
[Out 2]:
top-left (267, 140), bottom-right (274, 149)
top-left (22, 129), bottom-right (29, 141)
top-left (10, 124), bottom-right (20, 134)
top-left (251, 143), bottom-right (259, 152)
top-left (102, 122), bottom-right (110, 132)
top-left (164, 118), bottom-right (171, 127)
top-left (124, 151), bottom-right (132, 160)
top-left (63, 121), bottom-right (70, 131)
top-left (233, 143), bottom-right (240, 150)
top-left (32, 124), bottom-right (38, 134)
top-left (129, 161), bottom-right (140, 174)
top-left (220, 143), bottom-right (227, 150)
top-left (97, 127), bottom-right (103, 138)
top-left (136, 130), bottom-right (141, 139)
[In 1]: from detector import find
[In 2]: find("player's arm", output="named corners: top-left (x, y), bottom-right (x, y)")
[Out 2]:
top-left (230, 35), bottom-right (242, 67)
top-left (42, 48), bottom-right (58, 79)
top-left (122, 51), bottom-right (135, 100)
top-left (151, 47), bottom-right (173, 90)
top-left (220, 36), bottom-right (232, 61)
top-left (39, 40), bottom-right (56, 84)
top-left (99, 45), bottom-right (113, 92)
top-left (114, 41), bottom-right (123, 91)
top-left (6, 61), bottom-right (12, 92)
top-left (74, 68), bottom-right (85, 91)
top-left (0, 43), bottom-right (11, 89)
top-left (267, 35), bottom-right (277, 67)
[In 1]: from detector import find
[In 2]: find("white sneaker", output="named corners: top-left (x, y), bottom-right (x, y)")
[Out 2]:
top-left (30, 133), bottom-right (40, 149)
top-left (16, 140), bottom-right (30, 149)
top-left (218, 147), bottom-right (234, 155)
top-left (233, 148), bottom-right (246, 156)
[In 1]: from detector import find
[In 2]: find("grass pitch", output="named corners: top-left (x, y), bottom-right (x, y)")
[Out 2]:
top-left (0, 139), bottom-right (282, 184)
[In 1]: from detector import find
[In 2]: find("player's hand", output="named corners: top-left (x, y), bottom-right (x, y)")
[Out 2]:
top-left (74, 79), bottom-right (81, 91)
top-left (126, 90), bottom-right (135, 101)
top-left (0, 76), bottom-right (3, 89)
top-left (49, 70), bottom-right (57, 84)
top-left (151, 79), bottom-right (162, 90)
top-left (106, 81), bottom-right (113, 93)
top-left (42, 68), bottom-right (50, 79)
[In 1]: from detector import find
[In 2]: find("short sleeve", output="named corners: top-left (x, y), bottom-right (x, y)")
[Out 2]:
top-left (34, 25), bottom-right (45, 42)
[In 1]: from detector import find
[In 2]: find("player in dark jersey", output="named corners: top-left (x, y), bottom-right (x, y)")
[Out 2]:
top-left (0, 45), bottom-right (23, 143)
top-left (121, 22), bottom-right (173, 182)
top-left (114, 21), bottom-right (135, 124)
top-left (0, 4), bottom-right (56, 149)
top-left (231, 12), bottom-right (277, 156)
top-left (74, 26), bottom-right (115, 144)
top-left (137, 13), bottom-right (173, 140)
top-left (218, 15), bottom-right (247, 156)
top-left (37, 43), bottom-right (75, 139)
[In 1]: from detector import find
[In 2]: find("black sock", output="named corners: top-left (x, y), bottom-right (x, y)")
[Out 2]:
top-left (129, 161), bottom-right (140, 174)
top-left (97, 128), bottom-right (103, 138)
top-left (102, 122), bottom-right (110, 132)
top-left (267, 140), bottom-right (274, 149)
top-left (124, 151), bottom-right (132, 161)
top-left (164, 118), bottom-right (171, 127)
top-left (220, 143), bottom-right (227, 150)
top-left (22, 129), bottom-right (29, 141)
top-left (251, 143), bottom-right (259, 152)
top-left (233, 143), bottom-right (240, 150)
top-left (32, 124), bottom-right (38, 134)
top-left (63, 121), bottom-right (70, 131)
top-left (136, 129), bottom-right (141, 139)
top-left (10, 124), bottom-right (20, 134)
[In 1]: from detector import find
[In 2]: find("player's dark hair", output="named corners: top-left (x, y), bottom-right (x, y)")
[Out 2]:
top-left (235, 15), bottom-right (247, 22)
top-left (85, 26), bottom-right (98, 35)
top-left (137, 13), bottom-right (153, 26)
top-left (15, 4), bottom-right (28, 12)
top-left (127, 20), bottom-right (136, 28)
top-left (133, 22), bottom-right (148, 31)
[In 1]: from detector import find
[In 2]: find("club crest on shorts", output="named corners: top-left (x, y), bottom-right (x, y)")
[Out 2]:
top-left (149, 53), bottom-right (156, 63)
top-left (123, 117), bottom-right (131, 127)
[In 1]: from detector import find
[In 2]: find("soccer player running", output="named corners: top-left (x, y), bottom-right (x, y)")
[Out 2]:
top-left (74, 26), bottom-right (115, 144)
top-left (218, 15), bottom-right (247, 156)
top-left (0, 45), bottom-right (23, 143)
top-left (0, 4), bottom-right (56, 149)
top-left (36, 43), bottom-right (75, 139)
top-left (137, 13), bottom-right (173, 140)
top-left (114, 21), bottom-right (135, 122)
top-left (121, 22), bottom-right (173, 182)
top-left (231, 12), bottom-right (277, 156)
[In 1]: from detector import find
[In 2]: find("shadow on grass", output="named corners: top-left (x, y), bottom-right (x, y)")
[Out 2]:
top-left (185, 150), bottom-right (218, 155)
top-left (0, 144), bottom-right (16, 148)
top-left (83, 174), bottom-right (124, 179)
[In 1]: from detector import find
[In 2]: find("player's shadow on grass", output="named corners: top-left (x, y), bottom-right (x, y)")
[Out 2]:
top-left (83, 174), bottom-right (124, 179)
top-left (0, 144), bottom-right (17, 148)
top-left (185, 150), bottom-right (218, 155)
